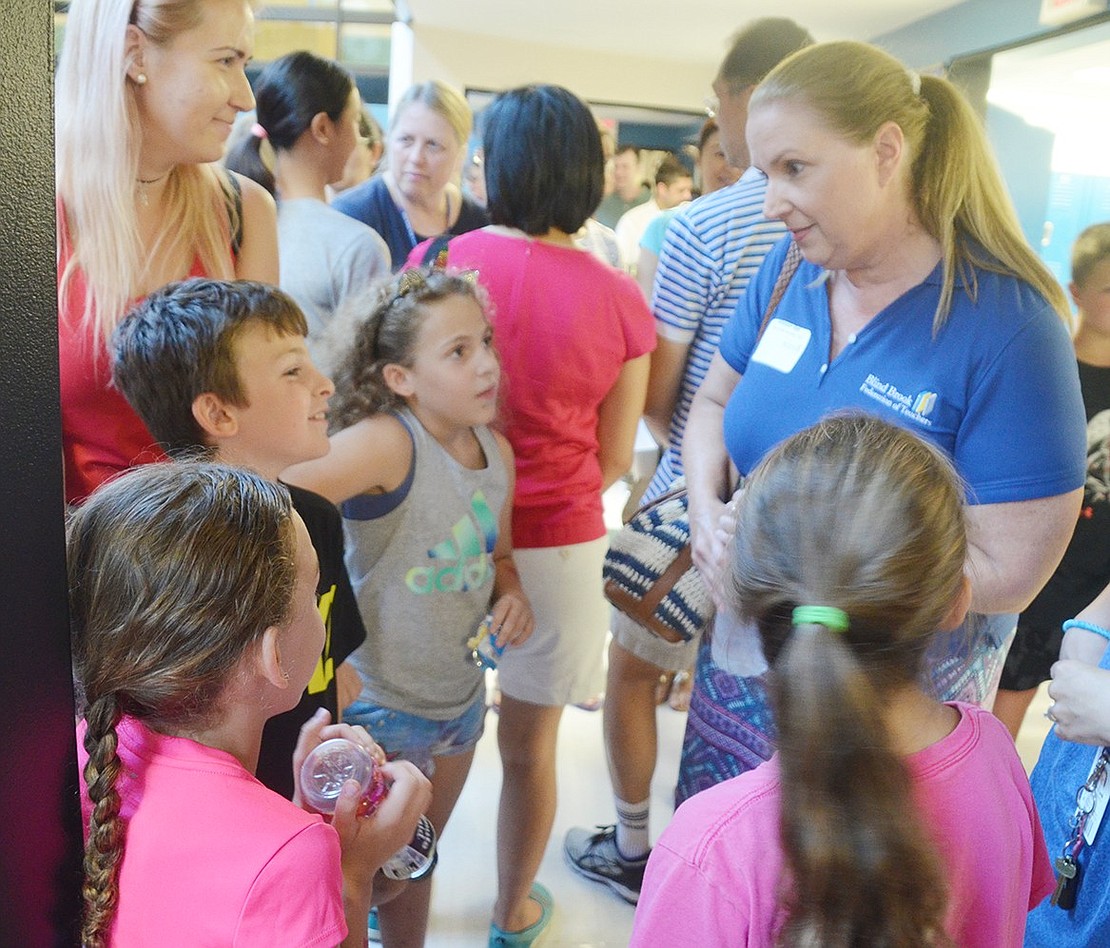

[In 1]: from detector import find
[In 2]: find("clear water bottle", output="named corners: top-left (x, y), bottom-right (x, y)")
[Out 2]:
top-left (299, 738), bottom-right (437, 881)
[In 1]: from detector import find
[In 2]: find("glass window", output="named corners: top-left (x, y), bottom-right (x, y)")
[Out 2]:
top-left (983, 20), bottom-right (1110, 285)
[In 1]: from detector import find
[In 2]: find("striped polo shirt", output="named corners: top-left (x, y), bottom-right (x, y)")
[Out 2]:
top-left (644, 166), bottom-right (787, 501)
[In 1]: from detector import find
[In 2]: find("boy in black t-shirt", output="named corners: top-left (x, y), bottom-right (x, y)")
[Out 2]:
top-left (111, 278), bottom-right (367, 798)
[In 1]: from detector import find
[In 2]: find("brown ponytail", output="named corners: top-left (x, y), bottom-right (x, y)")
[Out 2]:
top-left (731, 414), bottom-right (966, 946)
top-left (773, 627), bottom-right (949, 947)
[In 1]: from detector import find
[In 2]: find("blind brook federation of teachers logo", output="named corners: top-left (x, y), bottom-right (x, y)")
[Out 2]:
top-left (406, 491), bottom-right (497, 594)
top-left (860, 373), bottom-right (937, 427)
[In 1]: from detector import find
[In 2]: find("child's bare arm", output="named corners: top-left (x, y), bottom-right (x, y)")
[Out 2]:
top-left (334, 759), bottom-right (431, 948)
top-left (334, 661), bottom-right (362, 719)
top-left (283, 415), bottom-right (412, 505)
top-left (488, 433), bottom-right (534, 649)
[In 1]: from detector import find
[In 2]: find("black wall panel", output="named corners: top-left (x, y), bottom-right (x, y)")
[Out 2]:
top-left (0, 3), bottom-right (83, 945)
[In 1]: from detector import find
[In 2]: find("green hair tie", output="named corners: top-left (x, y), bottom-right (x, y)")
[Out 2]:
top-left (792, 605), bottom-right (849, 633)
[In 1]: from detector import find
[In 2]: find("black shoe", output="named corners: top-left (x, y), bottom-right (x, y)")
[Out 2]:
top-left (563, 825), bottom-right (648, 905)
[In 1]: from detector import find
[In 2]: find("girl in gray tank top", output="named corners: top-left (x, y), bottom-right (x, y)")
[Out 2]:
top-left (284, 268), bottom-right (533, 946)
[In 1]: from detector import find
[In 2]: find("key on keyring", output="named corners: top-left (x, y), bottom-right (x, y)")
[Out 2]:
top-left (1051, 855), bottom-right (1079, 910)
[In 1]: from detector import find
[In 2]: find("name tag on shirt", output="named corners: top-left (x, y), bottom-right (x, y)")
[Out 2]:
top-left (750, 319), bottom-right (811, 374)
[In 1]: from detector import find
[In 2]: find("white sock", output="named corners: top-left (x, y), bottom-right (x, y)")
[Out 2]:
top-left (614, 796), bottom-right (651, 860)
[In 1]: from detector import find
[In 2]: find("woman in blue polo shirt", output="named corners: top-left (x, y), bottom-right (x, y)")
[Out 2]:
top-left (679, 40), bottom-right (1085, 803)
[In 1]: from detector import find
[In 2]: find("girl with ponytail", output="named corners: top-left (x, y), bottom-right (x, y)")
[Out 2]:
top-left (224, 51), bottom-right (390, 359)
top-left (633, 414), bottom-right (1054, 947)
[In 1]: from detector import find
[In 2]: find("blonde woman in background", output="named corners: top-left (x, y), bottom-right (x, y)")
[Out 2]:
top-left (56, 0), bottom-right (277, 505)
top-left (333, 80), bottom-right (489, 269)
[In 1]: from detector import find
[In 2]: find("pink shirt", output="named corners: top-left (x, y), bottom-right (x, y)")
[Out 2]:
top-left (410, 230), bottom-right (655, 548)
top-left (77, 716), bottom-right (346, 947)
top-left (632, 703), bottom-right (1054, 947)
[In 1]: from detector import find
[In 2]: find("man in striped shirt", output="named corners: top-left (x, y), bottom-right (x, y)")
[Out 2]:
top-left (564, 17), bottom-right (814, 906)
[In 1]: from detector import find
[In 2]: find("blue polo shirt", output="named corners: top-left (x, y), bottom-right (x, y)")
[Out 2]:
top-left (719, 237), bottom-right (1086, 504)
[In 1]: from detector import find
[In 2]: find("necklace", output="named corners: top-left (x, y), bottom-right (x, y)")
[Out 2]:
top-left (136, 173), bottom-right (169, 208)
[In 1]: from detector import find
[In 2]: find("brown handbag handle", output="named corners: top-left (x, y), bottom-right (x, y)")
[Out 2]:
top-left (755, 240), bottom-right (803, 343)
top-left (639, 543), bottom-right (694, 616)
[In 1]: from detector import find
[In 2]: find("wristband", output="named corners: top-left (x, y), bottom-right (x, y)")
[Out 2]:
top-left (1062, 619), bottom-right (1110, 642)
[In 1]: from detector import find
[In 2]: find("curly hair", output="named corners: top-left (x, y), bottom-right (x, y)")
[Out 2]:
top-left (323, 268), bottom-right (490, 431)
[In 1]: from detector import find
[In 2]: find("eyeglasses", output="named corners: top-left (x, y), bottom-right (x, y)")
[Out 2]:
top-left (703, 96), bottom-right (719, 119)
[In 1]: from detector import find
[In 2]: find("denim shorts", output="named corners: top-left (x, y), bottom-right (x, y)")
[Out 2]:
top-left (342, 691), bottom-right (486, 776)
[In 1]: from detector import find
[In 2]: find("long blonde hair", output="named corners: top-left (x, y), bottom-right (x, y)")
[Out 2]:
top-left (752, 41), bottom-right (1070, 330)
top-left (56, 0), bottom-right (242, 342)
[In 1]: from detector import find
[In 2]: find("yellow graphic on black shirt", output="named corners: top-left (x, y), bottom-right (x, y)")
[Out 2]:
top-left (307, 583), bottom-right (337, 695)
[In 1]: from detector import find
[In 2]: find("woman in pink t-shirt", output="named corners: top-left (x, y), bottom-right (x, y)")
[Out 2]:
top-left (71, 463), bottom-right (430, 948)
top-left (632, 416), bottom-right (1053, 947)
top-left (411, 85), bottom-right (654, 944)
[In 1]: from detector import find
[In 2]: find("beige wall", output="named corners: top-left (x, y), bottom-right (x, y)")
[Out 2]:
top-left (411, 24), bottom-right (717, 110)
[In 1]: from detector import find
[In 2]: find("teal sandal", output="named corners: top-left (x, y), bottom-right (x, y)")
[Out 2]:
top-left (488, 882), bottom-right (554, 946)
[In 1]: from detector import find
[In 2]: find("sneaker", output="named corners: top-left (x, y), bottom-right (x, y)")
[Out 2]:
top-left (367, 907), bottom-right (381, 943)
top-left (563, 825), bottom-right (647, 905)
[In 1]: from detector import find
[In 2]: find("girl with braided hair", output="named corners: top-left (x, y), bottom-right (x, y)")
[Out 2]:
top-left (71, 462), bottom-right (430, 947)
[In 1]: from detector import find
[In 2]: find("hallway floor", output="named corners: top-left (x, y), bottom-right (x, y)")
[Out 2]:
top-left (418, 679), bottom-right (1052, 948)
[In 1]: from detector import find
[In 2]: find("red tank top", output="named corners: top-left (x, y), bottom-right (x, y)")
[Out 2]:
top-left (57, 220), bottom-right (210, 505)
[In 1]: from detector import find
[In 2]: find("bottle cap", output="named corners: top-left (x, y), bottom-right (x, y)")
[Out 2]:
top-left (299, 738), bottom-right (376, 814)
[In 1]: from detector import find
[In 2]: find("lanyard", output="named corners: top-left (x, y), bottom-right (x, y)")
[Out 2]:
top-left (399, 193), bottom-right (452, 257)
top-left (1051, 746), bottom-right (1110, 910)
